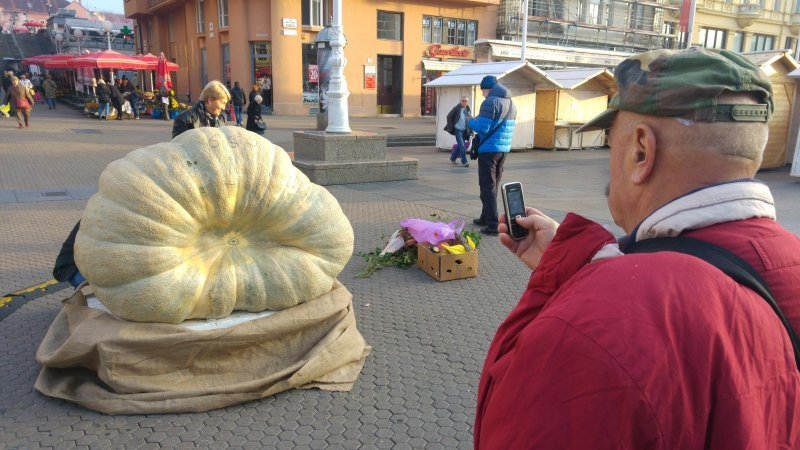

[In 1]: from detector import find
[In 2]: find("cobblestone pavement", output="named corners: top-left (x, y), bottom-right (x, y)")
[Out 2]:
top-left (1, 106), bottom-right (798, 449)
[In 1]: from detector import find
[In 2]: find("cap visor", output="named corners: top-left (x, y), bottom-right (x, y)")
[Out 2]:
top-left (576, 109), bottom-right (618, 133)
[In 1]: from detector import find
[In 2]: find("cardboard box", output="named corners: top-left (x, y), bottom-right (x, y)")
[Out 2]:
top-left (417, 245), bottom-right (478, 281)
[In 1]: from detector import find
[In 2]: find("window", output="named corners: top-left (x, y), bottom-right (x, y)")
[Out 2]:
top-left (422, 16), bottom-right (431, 42)
top-left (422, 15), bottom-right (478, 45)
top-left (168, 14), bottom-right (175, 43)
top-left (732, 31), bottom-right (745, 52)
top-left (785, 37), bottom-right (796, 54)
top-left (698, 27), bottom-right (727, 49)
top-left (377, 11), bottom-right (402, 40)
top-left (432, 17), bottom-right (443, 43)
top-left (589, 0), bottom-right (601, 24)
top-left (750, 34), bottom-right (775, 51)
top-left (200, 48), bottom-right (208, 87)
top-left (218, 0), bottom-right (228, 28)
top-left (196, 0), bottom-right (205, 33)
top-left (446, 19), bottom-right (457, 44)
top-left (302, 0), bottom-right (324, 27)
top-left (466, 21), bottom-right (477, 46)
top-left (221, 43), bottom-right (230, 83)
top-left (773, 0), bottom-right (782, 10)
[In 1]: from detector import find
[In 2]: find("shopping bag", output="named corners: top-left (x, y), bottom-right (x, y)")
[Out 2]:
top-left (0, 103), bottom-right (10, 117)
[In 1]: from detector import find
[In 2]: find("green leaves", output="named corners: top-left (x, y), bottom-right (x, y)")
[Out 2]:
top-left (355, 247), bottom-right (418, 279)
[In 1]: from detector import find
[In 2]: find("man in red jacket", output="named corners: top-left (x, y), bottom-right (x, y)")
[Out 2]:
top-left (475, 47), bottom-right (800, 449)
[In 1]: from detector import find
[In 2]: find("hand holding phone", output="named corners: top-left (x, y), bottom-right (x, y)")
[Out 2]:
top-left (501, 182), bottom-right (529, 241)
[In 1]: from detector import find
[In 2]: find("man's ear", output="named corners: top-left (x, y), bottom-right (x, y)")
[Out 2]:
top-left (629, 123), bottom-right (657, 185)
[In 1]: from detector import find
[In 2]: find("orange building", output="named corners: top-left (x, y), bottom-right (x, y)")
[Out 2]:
top-left (125, 0), bottom-right (499, 116)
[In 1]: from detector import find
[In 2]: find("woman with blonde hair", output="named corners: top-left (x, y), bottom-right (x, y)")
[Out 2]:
top-left (4, 76), bottom-right (34, 128)
top-left (172, 80), bottom-right (230, 138)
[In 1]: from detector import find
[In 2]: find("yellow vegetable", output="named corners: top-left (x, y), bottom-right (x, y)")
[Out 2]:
top-left (440, 243), bottom-right (467, 254)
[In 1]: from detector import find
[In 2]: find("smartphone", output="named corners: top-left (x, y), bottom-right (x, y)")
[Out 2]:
top-left (501, 182), bottom-right (529, 240)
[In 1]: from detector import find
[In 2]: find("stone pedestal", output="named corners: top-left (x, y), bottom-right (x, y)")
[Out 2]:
top-left (293, 130), bottom-right (418, 185)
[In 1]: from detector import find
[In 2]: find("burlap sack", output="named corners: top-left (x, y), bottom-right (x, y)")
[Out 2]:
top-left (35, 281), bottom-right (370, 415)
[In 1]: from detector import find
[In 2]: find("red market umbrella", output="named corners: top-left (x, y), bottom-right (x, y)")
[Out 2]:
top-left (22, 20), bottom-right (45, 28)
top-left (22, 54), bottom-right (48, 66)
top-left (135, 53), bottom-right (179, 71)
top-left (13, 28), bottom-right (30, 34)
top-left (156, 52), bottom-right (173, 90)
top-left (42, 54), bottom-right (77, 69)
top-left (70, 50), bottom-right (147, 70)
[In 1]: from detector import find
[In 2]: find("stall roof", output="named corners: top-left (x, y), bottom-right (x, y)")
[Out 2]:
top-left (543, 68), bottom-right (615, 91)
top-left (424, 61), bottom-right (562, 89)
top-left (743, 51), bottom-right (799, 72)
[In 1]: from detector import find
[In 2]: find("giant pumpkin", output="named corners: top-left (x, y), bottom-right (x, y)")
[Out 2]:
top-left (75, 127), bottom-right (354, 324)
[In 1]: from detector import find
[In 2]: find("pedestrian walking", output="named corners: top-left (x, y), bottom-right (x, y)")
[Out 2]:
top-left (96, 79), bottom-right (110, 120)
top-left (42, 73), bottom-right (58, 109)
top-left (444, 95), bottom-right (472, 167)
top-left (245, 94), bottom-right (265, 135)
top-left (4, 75), bottom-right (34, 128)
top-left (468, 75), bottom-right (517, 236)
top-left (475, 47), bottom-right (800, 449)
top-left (110, 81), bottom-right (125, 120)
top-left (231, 81), bottom-right (246, 126)
top-left (172, 80), bottom-right (229, 138)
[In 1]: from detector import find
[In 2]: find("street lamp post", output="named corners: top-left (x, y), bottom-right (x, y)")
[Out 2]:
top-left (54, 32), bottom-right (64, 54)
top-left (102, 20), bottom-right (113, 50)
top-left (73, 29), bottom-right (83, 53)
top-left (325, 0), bottom-right (351, 133)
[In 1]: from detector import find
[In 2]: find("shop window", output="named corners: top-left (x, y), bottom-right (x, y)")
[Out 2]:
top-left (252, 42), bottom-right (272, 86)
top-left (221, 44), bottom-right (230, 84)
top-left (732, 31), bottom-right (745, 52)
top-left (750, 34), bottom-right (775, 51)
top-left (378, 11), bottom-right (402, 40)
top-left (446, 19), bottom-right (457, 44)
top-left (218, 0), bottom-right (228, 28)
top-left (698, 27), bottom-right (727, 49)
top-left (302, 43), bottom-right (319, 104)
top-left (785, 37), bottom-right (796, 54)
top-left (196, 0), bottom-right (205, 33)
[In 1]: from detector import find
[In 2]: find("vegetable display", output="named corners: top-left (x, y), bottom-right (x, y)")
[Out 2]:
top-left (75, 127), bottom-right (354, 324)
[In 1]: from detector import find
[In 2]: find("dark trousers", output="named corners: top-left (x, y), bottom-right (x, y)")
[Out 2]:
top-left (478, 152), bottom-right (507, 230)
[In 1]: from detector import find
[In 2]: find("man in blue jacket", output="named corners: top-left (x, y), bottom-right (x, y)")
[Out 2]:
top-left (468, 75), bottom-right (517, 235)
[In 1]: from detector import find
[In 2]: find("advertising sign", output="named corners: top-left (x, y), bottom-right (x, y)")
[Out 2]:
top-left (364, 65), bottom-right (376, 89)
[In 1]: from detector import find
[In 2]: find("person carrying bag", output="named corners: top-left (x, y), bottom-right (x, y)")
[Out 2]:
top-left (4, 76), bottom-right (34, 129)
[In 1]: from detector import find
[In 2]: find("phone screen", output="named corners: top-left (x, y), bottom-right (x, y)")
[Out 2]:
top-left (507, 188), bottom-right (525, 218)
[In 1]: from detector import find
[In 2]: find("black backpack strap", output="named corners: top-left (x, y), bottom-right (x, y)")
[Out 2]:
top-left (626, 236), bottom-right (800, 370)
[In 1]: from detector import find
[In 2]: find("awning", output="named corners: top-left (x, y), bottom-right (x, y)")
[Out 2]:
top-left (422, 59), bottom-right (471, 72)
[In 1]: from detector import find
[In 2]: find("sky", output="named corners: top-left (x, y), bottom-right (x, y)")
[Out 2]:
top-left (75, 0), bottom-right (125, 14)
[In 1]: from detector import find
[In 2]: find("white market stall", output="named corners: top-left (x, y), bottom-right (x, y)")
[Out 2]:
top-left (535, 68), bottom-right (616, 150)
top-left (425, 61), bottom-right (561, 151)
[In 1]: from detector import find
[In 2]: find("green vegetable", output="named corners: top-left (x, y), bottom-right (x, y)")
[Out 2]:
top-left (355, 246), bottom-right (418, 278)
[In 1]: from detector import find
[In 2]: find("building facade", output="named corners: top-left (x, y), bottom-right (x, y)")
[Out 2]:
top-left (125, 0), bottom-right (500, 116)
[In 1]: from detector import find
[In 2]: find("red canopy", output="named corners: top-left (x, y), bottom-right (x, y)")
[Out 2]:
top-left (22, 20), bottom-right (45, 28)
top-left (42, 54), bottom-right (77, 69)
top-left (135, 53), bottom-right (180, 71)
top-left (21, 54), bottom-right (48, 66)
top-left (70, 50), bottom-right (147, 70)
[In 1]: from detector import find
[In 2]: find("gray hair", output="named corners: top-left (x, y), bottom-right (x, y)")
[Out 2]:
top-left (200, 80), bottom-right (231, 103)
top-left (254, 94), bottom-right (263, 104)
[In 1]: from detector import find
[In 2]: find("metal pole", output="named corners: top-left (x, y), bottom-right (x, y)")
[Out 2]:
top-left (325, 0), bottom-right (351, 133)
top-left (521, 0), bottom-right (529, 61)
top-left (685, 0), bottom-right (697, 48)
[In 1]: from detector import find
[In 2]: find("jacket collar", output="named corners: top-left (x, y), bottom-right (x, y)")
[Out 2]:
top-left (619, 180), bottom-right (775, 249)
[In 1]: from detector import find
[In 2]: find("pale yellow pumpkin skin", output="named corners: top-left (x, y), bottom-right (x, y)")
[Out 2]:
top-left (75, 126), bottom-right (354, 324)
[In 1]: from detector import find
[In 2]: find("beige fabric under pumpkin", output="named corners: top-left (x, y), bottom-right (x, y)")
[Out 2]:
top-left (34, 281), bottom-right (370, 415)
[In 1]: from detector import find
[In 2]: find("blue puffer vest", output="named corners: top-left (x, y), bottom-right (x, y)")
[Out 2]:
top-left (467, 84), bottom-right (517, 153)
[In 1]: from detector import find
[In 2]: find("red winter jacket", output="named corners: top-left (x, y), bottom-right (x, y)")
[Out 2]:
top-left (475, 213), bottom-right (800, 449)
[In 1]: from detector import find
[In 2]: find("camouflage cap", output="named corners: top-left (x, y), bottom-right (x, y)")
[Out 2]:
top-left (576, 47), bottom-right (773, 132)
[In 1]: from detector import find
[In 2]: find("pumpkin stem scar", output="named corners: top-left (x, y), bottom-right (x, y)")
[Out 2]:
top-left (0, 279), bottom-right (69, 321)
